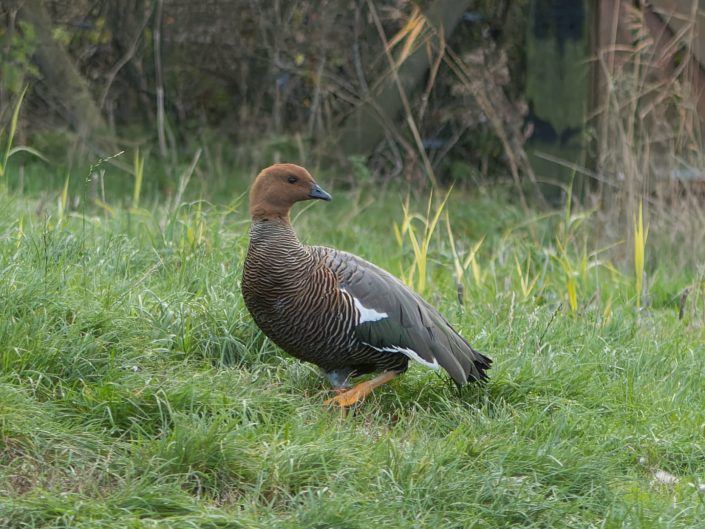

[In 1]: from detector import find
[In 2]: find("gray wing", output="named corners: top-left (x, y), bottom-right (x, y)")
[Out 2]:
top-left (313, 246), bottom-right (491, 385)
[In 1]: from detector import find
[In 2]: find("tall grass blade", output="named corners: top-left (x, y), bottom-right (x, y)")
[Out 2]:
top-left (1, 85), bottom-right (28, 180)
top-left (398, 189), bottom-right (453, 295)
top-left (633, 201), bottom-right (648, 310)
top-left (133, 149), bottom-right (145, 209)
top-left (463, 237), bottom-right (485, 286)
top-left (1, 85), bottom-right (46, 187)
top-left (59, 172), bottom-right (70, 218)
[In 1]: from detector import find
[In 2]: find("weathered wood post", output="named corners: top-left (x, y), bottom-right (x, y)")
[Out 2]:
top-left (525, 0), bottom-right (590, 199)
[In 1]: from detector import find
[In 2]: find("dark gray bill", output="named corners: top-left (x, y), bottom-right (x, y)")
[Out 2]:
top-left (309, 183), bottom-right (332, 201)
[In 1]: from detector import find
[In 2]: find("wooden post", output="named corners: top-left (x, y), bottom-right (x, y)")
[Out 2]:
top-left (525, 0), bottom-right (590, 199)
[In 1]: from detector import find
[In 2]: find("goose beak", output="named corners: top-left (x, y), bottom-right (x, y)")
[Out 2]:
top-left (309, 183), bottom-right (332, 201)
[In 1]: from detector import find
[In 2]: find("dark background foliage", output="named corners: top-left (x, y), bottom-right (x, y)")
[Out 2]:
top-left (1, 0), bottom-right (531, 184)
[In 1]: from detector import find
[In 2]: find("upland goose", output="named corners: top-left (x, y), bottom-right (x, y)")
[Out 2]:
top-left (242, 163), bottom-right (491, 406)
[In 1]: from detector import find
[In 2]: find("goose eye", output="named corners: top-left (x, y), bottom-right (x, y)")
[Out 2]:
top-left (287, 176), bottom-right (298, 183)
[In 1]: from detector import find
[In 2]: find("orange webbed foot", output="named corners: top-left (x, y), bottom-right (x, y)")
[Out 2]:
top-left (323, 371), bottom-right (400, 407)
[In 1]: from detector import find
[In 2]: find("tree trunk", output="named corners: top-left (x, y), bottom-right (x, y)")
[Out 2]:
top-left (18, 0), bottom-right (109, 145)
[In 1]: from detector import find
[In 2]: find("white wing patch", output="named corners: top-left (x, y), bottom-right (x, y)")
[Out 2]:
top-left (364, 343), bottom-right (440, 370)
top-left (340, 288), bottom-right (439, 370)
top-left (342, 289), bottom-right (388, 323)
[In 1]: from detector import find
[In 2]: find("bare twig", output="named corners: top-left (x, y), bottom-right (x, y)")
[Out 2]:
top-left (533, 151), bottom-right (619, 189)
top-left (443, 47), bottom-right (536, 216)
top-left (417, 27), bottom-right (445, 126)
top-left (367, 0), bottom-right (438, 188)
top-left (153, 0), bottom-right (167, 159)
top-left (100, 8), bottom-right (152, 110)
top-left (538, 304), bottom-right (561, 350)
top-left (352, 1), bottom-right (369, 95)
top-left (432, 124), bottom-right (468, 173)
top-left (308, 57), bottom-right (327, 138)
top-left (172, 148), bottom-right (202, 210)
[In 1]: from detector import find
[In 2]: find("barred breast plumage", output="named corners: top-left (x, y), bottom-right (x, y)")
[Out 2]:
top-left (241, 163), bottom-right (491, 406)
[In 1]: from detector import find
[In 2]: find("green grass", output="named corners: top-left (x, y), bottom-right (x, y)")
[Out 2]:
top-left (1, 165), bottom-right (705, 528)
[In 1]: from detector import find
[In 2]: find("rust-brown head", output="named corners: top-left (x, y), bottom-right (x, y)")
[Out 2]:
top-left (249, 163), bottom-right (332, 221)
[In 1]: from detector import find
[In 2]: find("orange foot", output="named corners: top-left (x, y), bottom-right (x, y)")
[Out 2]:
top-left (324, 371), bottom-right (400, 407)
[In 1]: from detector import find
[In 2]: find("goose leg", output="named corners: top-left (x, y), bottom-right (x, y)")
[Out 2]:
top-left (324, 371), bottom-right (400, 407)
top-left (322, 368), bottom-right (353, 390)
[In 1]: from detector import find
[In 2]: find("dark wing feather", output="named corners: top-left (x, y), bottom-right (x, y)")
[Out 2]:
top-left (314, 247), bottom-right (491, 384)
